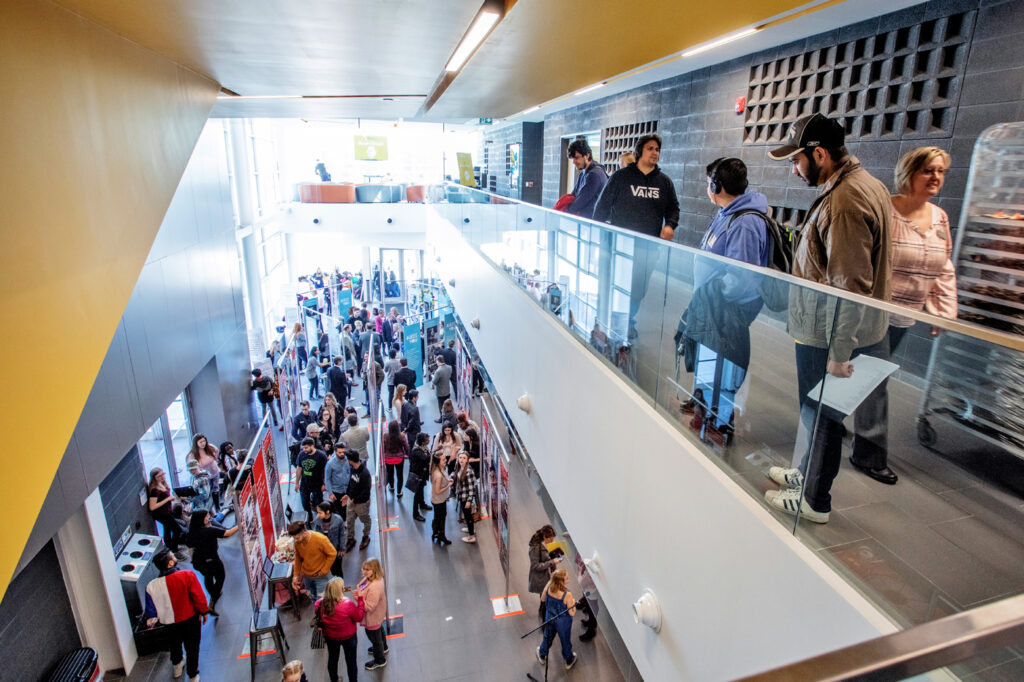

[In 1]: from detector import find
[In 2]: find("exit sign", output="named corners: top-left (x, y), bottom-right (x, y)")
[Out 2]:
top-left (479, 118), bottom-right (493, 125)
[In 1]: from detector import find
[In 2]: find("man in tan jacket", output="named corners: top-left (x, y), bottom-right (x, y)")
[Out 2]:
top-left (289, 520), bottom-right (338, 600)
top-left (763, 113), bottom-right (892, 524)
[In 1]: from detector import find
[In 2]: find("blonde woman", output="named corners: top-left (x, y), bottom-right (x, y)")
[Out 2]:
top-left (316, 578), bottom-right (364, 682)
top-left (392, 383), bottom-right (407, 417)
top-left (291, 321), bottom-right (308, 370)
top-left (618, 151), bottom-right (635, 169)
top-left (536, 568), bottom-right (578, 670)
top-left (852, 147), bottom-right (957, 487)
top-left (354, 558), bottom-right (388, 671)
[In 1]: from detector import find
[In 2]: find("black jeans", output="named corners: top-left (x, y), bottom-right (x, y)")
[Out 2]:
top-left (193, 554), bottom-right (225, 603)
top-left (308, 374), bottom-right (320, 399)
top-left (461, 502), bottom-right (475, 536)
top-left (413, 484), bottom-right (426, 511)
top-left (385, 462), bottom-right (404, 491)
top-left (300, 487), bottom-right (323, 523)
top-left (432, 502), bottom-right (448, 539)
top-left (387, 383), bottom-right (396, 408)
top-left (157, 515), bottom-right (185, 551)
top-left (326, 634), bottom-right (358, 682)
top-left (168, 613), bottom-right (202, 678)
top-left (795, 336), bottom-right (890, 512)
top-left (366, 626), bottom-right (387, 664)
top-left (436, 394), bottom-right (448, 413)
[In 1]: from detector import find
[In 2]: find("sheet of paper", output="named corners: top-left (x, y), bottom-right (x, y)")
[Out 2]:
top-left (806, 354), bottom-right (899, 415)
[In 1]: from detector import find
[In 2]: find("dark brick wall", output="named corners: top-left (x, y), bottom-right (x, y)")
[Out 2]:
top-left (481, 121), bottom-right (544, 201)
top-left (99, 445), bottom-right (157, 549)
top-left (484, 0), bottom-right (1020, 248)
top-left (0, 541), bottom-right (81, 680)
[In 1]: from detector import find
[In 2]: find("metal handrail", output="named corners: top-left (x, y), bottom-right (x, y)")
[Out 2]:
top-left (734, 593), bottom-right (1024, 681)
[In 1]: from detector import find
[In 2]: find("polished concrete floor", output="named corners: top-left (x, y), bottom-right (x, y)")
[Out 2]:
top-left (110, 378), bottom-right (625, 682)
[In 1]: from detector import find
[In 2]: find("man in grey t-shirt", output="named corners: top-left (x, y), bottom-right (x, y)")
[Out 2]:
top-left (383, 348), bottom-right (403, 409)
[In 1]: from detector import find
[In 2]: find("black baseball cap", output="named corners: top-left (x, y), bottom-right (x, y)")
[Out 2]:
top-left (769, 113), bottom-right (845, 161)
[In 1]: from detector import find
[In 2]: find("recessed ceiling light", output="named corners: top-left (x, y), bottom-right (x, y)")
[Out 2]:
top-left (381, 97), bottom-right (395, 101)
top-left (681, 27), bottom-right (759, 57)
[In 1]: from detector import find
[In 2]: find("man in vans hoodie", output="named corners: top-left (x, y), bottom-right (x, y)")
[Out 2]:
top-left (593, 161), bottom-right (679, 238)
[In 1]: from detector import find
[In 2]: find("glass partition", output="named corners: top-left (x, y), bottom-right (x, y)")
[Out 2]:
top-left (435, 182), bottom-right (1024, 633)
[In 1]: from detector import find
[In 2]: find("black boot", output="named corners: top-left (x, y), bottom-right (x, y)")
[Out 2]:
top-left (414, 513), bottom-right (426, 522)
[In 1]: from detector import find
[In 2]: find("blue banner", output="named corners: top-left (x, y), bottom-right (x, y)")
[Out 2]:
top-left (442, 313), bottom-right (455, 345)
top-left (338, 287), bottom-right (353, 316)
top-left (403, 322), bottom-right (423, 387)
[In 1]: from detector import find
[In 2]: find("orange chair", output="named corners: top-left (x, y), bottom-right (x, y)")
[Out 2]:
top-left (298, 183), bottom-right (355, 203)
top-left (405, 185), bottom-right (426, 203)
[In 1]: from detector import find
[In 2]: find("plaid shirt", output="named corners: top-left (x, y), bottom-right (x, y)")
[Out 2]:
top-left (889, 204), bottom-right (957, 328)
top-left (456, 466), bottom-right (478, 505)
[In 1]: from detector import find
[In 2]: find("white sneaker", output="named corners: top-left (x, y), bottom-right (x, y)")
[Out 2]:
top-left (565, 653), bottom-right (578, 670)
top-left (460, 527), bottom-right (469, 533)
top-left (765, 488), bottom-right (829, 523)
top-left (536, 647), bottom-right (546, 664)
top-left (767, 466), bottom-right (803, 488)
top-left (462, 535), bottom-right (476, 543)
top-left (189, 676), bottom-right (200, 682)
top-left (173, 662), bottom-right (184, 678)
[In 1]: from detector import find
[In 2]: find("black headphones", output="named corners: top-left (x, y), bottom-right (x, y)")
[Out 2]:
top-left (708, 157), bottom-right (725, 195)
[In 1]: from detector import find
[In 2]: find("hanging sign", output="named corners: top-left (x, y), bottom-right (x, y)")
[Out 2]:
top-left (354, 135), bottom-right (389, 161)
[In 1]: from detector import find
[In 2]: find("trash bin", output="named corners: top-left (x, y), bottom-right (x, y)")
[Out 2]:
top-left (48, 647), bottom-right (100, 682)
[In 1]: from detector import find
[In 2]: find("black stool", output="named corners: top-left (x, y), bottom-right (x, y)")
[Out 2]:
top-left (263, 557), bottom-right (300, 619)
top-left (248, 608), bottom-right (289, 682)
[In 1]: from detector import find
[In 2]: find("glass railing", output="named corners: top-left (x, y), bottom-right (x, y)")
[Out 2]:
top-left (432, 183), bottom-right (1024, 635)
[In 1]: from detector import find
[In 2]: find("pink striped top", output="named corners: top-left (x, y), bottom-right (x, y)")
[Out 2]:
top-left (889, 203), bottom-right (958, 328)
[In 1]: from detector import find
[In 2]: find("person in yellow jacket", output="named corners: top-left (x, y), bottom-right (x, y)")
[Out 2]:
top-left (289, 521), bottom-right (338, 601)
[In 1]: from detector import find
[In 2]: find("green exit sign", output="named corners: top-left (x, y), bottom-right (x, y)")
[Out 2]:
top-left (479, 118), bottom-right (493, 125)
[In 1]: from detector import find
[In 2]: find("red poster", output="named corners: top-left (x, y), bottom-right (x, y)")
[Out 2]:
top-left (252, 448), bottom-right (276, 557)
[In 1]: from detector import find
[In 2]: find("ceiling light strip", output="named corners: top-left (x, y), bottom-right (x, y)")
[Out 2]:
top-left (445, 10), bottom-right (501, 72)
top-left (680, 27), bottom-right (759, 57)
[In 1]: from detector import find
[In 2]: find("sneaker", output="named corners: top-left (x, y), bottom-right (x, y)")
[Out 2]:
top-left (765, 488), bottom-right (829, 524)
top-left (397, 491), bottom-right (403, 498)
top-left (460, 526), bottom-right (469, 533)
top-left (536, 647), bottom-right (546, 665)
top-left (173, 662), bottom-right (184, 678)
top-left (367, 646), bottom-right (390, 656)
top-left (189, 676), bottom-right (200, 682)
top-left (565, 653), bottom-right (578, 670)
top-left (359, 536), bottom-right (371, 550)
top-left (767, 466), bottom-right (804, 488)
top-left (462, 535), bottom-right (476, 543)
top-left (364, 660), bottom-right (387, 671)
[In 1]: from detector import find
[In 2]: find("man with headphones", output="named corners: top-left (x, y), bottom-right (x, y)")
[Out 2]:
top-left (593, 134), bottom-right (679, 340)
top-left (682, 158), bottom-right (770, 442)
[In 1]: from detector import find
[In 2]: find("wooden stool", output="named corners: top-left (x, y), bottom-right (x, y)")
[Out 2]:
top-left (248, 608), bottom-right (289, 682)
top-left (263, 558), bottom-right (300, 619)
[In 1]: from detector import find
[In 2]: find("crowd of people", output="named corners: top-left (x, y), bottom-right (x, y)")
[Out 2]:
top-left (562, 113), bottom-right (958, 525)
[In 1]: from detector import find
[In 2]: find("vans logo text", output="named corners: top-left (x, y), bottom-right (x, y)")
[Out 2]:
top-left (630, 186), bottom-right (659, 198)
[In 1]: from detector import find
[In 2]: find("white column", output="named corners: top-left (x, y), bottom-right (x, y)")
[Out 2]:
top-left (55, 490), bottom-right (138, 674)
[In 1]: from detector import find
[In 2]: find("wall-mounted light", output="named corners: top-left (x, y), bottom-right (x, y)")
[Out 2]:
top-left (463, 217), bottom-right (471, 224)
top-left (516, 394), bottom-right (531, 414)
top-left (448, 278), bottom-right (456, 288)
top-left (470, 317), bottom-right (481, 329)
top-left (524, 216), bottom-right (533, 223)
top-left (445, 0), bottom-right (504, 73)
top-left (386, 217), bottom-right (393, 224)
top-left (633, 589), bottom-right (662, 633)
top-left (583, 551), bottom-right (602, 576)
top-left (681, 27), bottom-right (759, 58)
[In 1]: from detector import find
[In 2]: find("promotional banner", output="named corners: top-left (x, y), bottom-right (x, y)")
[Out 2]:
top-left (480, 412), bottom-right (493, 519)
top-left (261, 429), bottom-right (286, 545)
top-left (423, 317), bottom-right (441, 358)
top-left (442, 313), bottom-right (455, 345)
top-left (403, 321), bottom-right (423, 387)
top-left (338, 286), bottom-right (353, 316)
top-left (354, 135), bottom-right (389, 161)
top-left (457, 152), bottom-right (475, 187)
top-left (235, 477), bottom-right (267, 611)
top-left (481, 409), bottom-right (509, 577)
top-left (252, 448), bottom-right (275, 557)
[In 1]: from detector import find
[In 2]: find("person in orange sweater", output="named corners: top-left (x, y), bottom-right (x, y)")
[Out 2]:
top-left (289, 521), bottom-right (338, 601)
top-left (354, 558), bottom-right (388, 671)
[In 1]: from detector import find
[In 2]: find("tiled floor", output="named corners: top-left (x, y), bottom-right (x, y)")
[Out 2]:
top-left (111, 379), bottom-right (624, 682)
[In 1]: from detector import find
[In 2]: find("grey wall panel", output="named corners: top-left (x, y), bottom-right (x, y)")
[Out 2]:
top-left (189, 356), bottom-right (228, 447)
top-left (18, 122), bottom-right (251, 571)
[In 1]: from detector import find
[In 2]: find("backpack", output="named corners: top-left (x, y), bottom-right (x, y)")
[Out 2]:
top-left (726, 208), bottom-right (796, 312)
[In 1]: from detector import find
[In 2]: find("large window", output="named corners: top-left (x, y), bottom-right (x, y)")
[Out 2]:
top-left (136, 392), bottom-right (194, 487)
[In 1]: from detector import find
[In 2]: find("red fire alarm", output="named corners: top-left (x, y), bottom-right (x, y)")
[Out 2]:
top-left (735, 96), bottom-right (746, 114)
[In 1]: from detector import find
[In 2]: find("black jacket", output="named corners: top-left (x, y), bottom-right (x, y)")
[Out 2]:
top-left (408, 446), bottom-right (431, 478)
top-left (344, 462), bottom-right (372, 504)
top-left (677, 277), bottom-right (762, 372)
top-left (441, 347), bottom-right (457, 369)
top-left (292, 411), bottom-right (318, 442)
top-left (593, 162), bottom-right (680, 237)
top-left (326, 365), bottom-right (349, 402)
top-left (401, 401), bottom-right (422, 438)
top-left (569, 162), bottom-right (609, 219)
top-left (394, 367), bottom-right (417, 391)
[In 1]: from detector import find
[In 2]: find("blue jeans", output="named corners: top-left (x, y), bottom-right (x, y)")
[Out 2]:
top-left (303, 573), bottom-right (331, 601)
top-left (539, 614), bottom-right (573, 663)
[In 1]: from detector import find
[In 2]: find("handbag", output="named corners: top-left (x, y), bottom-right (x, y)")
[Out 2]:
top-left (309, 603), bottom-right (325, 649)
top-left (472, 501), bottom-right (482, 523)
top-left (404, 470), bottom-right (425, 494)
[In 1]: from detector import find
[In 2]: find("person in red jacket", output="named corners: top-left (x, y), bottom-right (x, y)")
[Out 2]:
top-left (144, 548), bottom-right (209, 682)
top-left (316, 577), bottom-right (365, 682)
